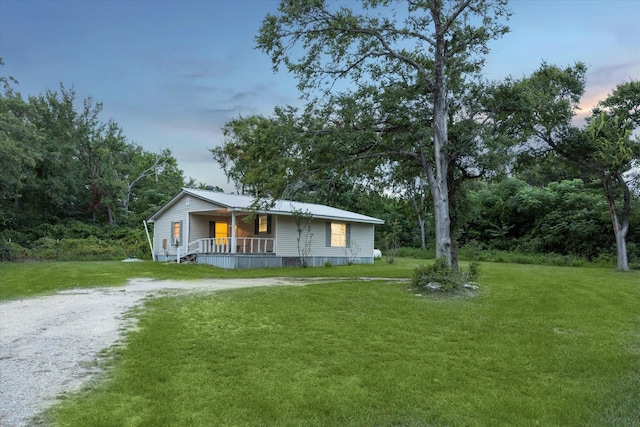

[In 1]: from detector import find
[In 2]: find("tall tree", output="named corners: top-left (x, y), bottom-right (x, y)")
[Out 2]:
top-left (0, 63), bottom-right (43, 227)
top-left (213, 110), bottom-right (301, 197)
top-left (74, 96), bottom-right (129, 225)
top-left (584, 83), bottom-right (639, 271)
top-left (28, 87), bottom-right (86, 223)
top-left (256, 0), bottom-right (510, 267)
top-left (489, 63), bottom-right (639, 271)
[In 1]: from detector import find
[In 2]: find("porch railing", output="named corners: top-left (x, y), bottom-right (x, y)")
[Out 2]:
top-left (188, 237), bottom-right (275, 255)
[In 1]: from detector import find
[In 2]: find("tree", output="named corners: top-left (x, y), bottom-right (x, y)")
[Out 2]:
top-left (27, 87), bottom-right (86, 223)
top-left (214, 85), bottom-right (511, 265)
top-left (292, 209), bottom-right (314, 267)
top-left (119, 147), bottom-right (176, 213)
top-left (121, 147), bottom-right (184, 225)
top-left (212, 110), bottom-right (301, 197)
top-left (585, 93), bottom-right (639, 271)
top-left (460, 178), bottom-right (612, 258)
top-left (74, 97), bottom-right (129, 225)
top-left (256, 0), bottom-right (510, 267)
top-left (394, 173), bottom-right (431, 249)
top-left (489, 63), bottom-right (639, 271)
top-left (1, 63), bottom-right (187, 234)
top-left (0, 63), bottom-right (43, 227)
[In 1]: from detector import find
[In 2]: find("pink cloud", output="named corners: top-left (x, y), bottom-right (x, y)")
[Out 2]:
top-left (572, 60), bottom-right (640, 126)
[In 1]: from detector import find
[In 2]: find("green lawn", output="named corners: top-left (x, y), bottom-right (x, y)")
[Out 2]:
top-left (2, 260), bottom-right (638, 425)
top-left (0, 259), bottom-right (415, 300)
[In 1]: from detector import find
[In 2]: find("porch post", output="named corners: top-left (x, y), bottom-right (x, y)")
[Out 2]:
top-left (231, 211), bottom-right (237, 253)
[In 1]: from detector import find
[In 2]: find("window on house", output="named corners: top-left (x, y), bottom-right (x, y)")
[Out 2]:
top-left (172, 221), bottom-right (182, 245)
top-left (326, 221), bottom-right (350, 247)
top-left (255, 214), bottom-right (272, 234)
top-left (259, 215), bottom-right (268, 233)
top-left (331, 222), bottom-right (346, 247)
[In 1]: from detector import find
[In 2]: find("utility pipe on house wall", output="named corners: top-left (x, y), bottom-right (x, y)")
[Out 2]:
top-left (143, 220), bottom-right (155, 261)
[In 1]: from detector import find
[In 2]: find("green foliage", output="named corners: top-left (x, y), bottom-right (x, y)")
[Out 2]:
top-left (460, 178), bottom-right (615, 259)
top-left (0, 65), bottom-right (185, 253)
top-left (412, 258), bottom-right (480, 293)
top-left (489, 65), bottom-right (638, 270)
top-left (292, 209), bottom-right (314, 267)
top-left (253, 0), bottom-right (513, 267)
top-left (0, 221), bottom-right (151, 262)
top-left (396, 246), bottom-right (436, 259)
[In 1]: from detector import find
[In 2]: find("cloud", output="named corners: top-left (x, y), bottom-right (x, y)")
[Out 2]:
top-left (570, 60), bottom-right (640, 126)
top-left (587, 60), bottom-right (640, 88)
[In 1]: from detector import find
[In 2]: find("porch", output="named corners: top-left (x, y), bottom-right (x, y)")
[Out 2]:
top-left (186, 237), bottom-right (275, 255)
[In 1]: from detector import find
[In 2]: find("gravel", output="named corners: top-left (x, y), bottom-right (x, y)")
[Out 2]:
top-left (0, 277), bottom-right (311, 427)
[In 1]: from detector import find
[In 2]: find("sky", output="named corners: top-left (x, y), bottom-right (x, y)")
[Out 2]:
top-left (1, 0), bottom-right (639, 191)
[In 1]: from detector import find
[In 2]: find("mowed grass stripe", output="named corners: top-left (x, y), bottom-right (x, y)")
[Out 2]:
top-left (50, 264), bottom-right (640, 426)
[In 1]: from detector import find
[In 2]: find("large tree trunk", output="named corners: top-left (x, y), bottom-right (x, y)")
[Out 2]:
top-left (614, 225), bottom-right (629, 272)
top-left (603, 173), bottom-right (630, 272)
top-left (429, 8), bottom-right (454, 268)
top-left (431, 175), bottom-right (453, 264)
top-left (425, 162), bottom-right (453, 266)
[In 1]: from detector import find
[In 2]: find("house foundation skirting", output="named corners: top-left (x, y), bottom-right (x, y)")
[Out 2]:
top-left (154, 254), bottom-right (375, 269)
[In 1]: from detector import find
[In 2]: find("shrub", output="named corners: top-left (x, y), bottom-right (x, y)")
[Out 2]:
top-left (459, 240), bottom-right (484, 260)
top-left (396, 247), bottom-right (435, 259)
top-left (412, 258), bottom-right (480, 293)
top-left (0, 241), bottom-right (30, 261)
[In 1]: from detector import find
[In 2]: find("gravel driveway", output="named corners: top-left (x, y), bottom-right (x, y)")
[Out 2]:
top-left (0, 277), bottom-right (313, 427)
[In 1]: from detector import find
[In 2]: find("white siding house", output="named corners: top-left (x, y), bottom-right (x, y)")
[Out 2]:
top-left (147, 188), bottom-right (384, 269)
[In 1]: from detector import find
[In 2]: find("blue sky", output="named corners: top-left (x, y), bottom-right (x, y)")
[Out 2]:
top-left (1, 0), bottom-right (639, 190)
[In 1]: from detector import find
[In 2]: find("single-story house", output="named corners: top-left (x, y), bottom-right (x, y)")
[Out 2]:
top-left (147, 188), bottom-right (384, 269)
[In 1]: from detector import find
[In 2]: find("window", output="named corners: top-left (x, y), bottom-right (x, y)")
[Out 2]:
top-left (331, 222), bottom-right (346, 247)
top-left (326, 222), bottom-right (350, 247)
top-left (171, 221), bottom-right (182, 245)
top-left (259, 215), bottom-right (268, 233)
top-left (254, 214), bottom-right (272, 234)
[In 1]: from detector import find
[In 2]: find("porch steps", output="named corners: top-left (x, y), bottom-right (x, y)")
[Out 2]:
top-left (180, 253), bottom-right (197, 263)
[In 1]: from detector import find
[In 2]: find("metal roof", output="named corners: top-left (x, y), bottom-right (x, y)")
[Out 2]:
top-left (148, 188), bottom-right (385, 225)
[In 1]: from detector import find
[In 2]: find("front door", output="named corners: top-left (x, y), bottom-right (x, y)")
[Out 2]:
top-left (209, 221), bottom-right (229, 239)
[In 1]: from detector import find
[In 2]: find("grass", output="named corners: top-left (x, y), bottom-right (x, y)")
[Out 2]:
top-left (31, 261), bottom-right (640, 426)
top-left (0, 258), bottom-right (416, 300)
